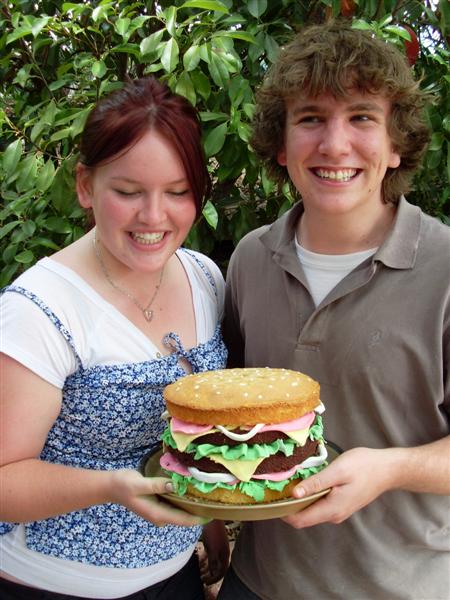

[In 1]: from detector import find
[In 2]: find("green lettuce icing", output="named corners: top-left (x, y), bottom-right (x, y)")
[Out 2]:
top-left (309, 415), bottom-right (324, 441)
top-left (162, 414), bottom-right (324, 462)
top-left (163, 462), bottom-right (328, 503)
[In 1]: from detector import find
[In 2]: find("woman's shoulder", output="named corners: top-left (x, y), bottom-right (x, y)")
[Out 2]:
top-left (178, 248), bottom-right (224, 286)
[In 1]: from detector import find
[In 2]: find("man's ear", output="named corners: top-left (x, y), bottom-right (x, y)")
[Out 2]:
top-left (389, 148), bottom-right (401, 169)
top-left (76, 164), bottom-right (94, 209)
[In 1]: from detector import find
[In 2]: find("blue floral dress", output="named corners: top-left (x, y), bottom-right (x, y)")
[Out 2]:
top-left (0, 258), bottom-right (227, 568)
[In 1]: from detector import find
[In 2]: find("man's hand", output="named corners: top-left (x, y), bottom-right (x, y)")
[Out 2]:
top-left (282, 447), bottom-right (392, 528)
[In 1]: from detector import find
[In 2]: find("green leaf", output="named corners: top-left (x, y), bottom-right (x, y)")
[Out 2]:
top-left (140, 30), bottom-right (164, 55)
top-left (247, 0), bottom-right (268, 18)
top-left (208, 51), bottom-right (230, 87)
top-left (115, 17), bottom-right (131, 38)
top-left (44, 217), bottom-right (73, 234)
top-left (92, 4), bottom-right (114, 23)
top-left (92, 60), bottom-right (107, 78)
top-left (175, 71), bottom-right (196, 106)
top-left (429, 132), bottom-right (444, 151)
top-left (0, 221), bottom-right (21, 242)
top-left (36, 159), bottom-right (56, 192)
top-left (15, 249), bottom-right (35, 264)
top-left (190, 70), bottom-right (211, 100)
top-left (2, 139), bottom-right (23, 176)
top-left (161, 38), bottom-right (179, 73)
top-left (29, 236), bottom-right (60, 251)
top-left (13, 64), bottom-right (32, 87)
top-left (0, 263), bottom-right (19, 288)
top-left (49, 127), bottom-right (73, 142)
top-left (180, 0), bottom-right (229, 13)
top-left (215, 31), bottom-right (256, 43)
top-left (204, 122), bottom-right (228, 157)
top-left (237, 120), bottom-right (250, 142)
top-left (202, 200), bottom-right (219, 229)
top-left (31, 16), bottom-right (50, 37)
top-left (264, 34), bottom-right (279, 63)
top-left (183, 45), bottom-right (201, 71)
top-left (20, 220), bottom-right (36, 238)
top-left (16, 155), bottom-right (39, 193)
top-left (6, 27), bottom-right (33, 45)
top-left (164, 6), bottom-right (178, 38)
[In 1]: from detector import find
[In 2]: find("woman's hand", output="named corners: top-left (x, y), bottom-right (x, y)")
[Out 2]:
top-left (109, 469), bottom-right (207, 527)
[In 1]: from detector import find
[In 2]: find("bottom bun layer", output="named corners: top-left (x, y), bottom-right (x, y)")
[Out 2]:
top-left (185, 479), bottom-right (300, 505)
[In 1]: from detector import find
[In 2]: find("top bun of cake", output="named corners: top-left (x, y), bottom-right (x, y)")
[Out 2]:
top-left (163, 367), bottom-right (320, 426)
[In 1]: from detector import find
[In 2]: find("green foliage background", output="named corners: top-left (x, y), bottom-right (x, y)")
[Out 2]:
top-left (1, 0), bottom-right (449, 286)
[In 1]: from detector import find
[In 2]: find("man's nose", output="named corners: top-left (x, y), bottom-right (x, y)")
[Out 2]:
top-left (317, 119), bottom-right (352, 157)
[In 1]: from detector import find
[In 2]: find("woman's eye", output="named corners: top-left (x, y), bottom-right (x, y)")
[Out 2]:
top-left (115, 189), bottom-right (139, 197)
top-left (169, 189), bottom-right (189, 197)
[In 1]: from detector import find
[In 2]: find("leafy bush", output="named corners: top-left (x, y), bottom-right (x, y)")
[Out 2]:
top-left (1, 0), bottom-right (449, 286)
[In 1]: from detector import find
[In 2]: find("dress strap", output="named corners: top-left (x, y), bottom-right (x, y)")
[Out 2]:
top-left (180, 248), bottom-right (218, 298)
top-left (2, 285), bottom-right (83, 369)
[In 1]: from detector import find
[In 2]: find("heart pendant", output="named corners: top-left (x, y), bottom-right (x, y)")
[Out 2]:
top-left (143, 309), bottom-right (153, 322)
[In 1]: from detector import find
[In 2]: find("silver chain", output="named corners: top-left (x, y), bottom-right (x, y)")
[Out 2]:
top-left (93, 232), bottom-right (164, 322)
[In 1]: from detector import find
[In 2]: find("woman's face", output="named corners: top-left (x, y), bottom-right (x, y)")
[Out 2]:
top-left (77, 129), bottom-right (197, 276)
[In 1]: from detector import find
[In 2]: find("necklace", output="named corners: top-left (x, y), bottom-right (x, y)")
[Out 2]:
top-left (93, 232), bottom-right (164, 322)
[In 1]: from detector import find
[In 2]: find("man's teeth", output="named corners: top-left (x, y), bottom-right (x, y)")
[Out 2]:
top-left (315, 169), bottom-right (357, 182)
top-left (132, 232), bottom-right (164, 244)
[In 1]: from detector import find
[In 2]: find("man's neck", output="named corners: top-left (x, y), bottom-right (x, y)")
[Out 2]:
top-left (296, 203), bottom-right (397, 254)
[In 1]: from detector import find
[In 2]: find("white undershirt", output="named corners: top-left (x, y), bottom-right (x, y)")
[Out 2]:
top-left (295, 236), bottom-right (377, 306)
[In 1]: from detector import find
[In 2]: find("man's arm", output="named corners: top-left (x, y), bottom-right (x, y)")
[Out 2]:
top-left (282, 436), bottom-right (450, 529)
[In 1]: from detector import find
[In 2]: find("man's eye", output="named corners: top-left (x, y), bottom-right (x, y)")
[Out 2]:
top-left (352, 114), bottom-right (371, 122)
top-left (298, 115), bottom-right (321, 124)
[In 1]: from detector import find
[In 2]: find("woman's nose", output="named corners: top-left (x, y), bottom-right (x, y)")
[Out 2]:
top-left (137, 195), bottom-right (164, 223)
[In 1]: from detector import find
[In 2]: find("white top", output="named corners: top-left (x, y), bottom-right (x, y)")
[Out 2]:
top-left (0, 248), bottom-right (224, 598)
top-left (295, 236), bottom-right (377, 306)
top-left (1, 249), bottom-right (224, 387)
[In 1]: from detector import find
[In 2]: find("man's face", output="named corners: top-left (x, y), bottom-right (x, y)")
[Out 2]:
top-left (277, 92), bottom-right (401, 219)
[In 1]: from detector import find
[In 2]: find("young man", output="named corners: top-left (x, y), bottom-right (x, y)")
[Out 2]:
top-left (219, 22), bottom-right (450, 600)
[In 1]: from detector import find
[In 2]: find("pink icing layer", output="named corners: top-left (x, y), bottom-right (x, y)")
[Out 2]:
top-left (171, 417), bottom-right (212, 434)
top-left (160, 451), bottom-right (301, 483)
top-left (170, 411), bottom-right (315, 435)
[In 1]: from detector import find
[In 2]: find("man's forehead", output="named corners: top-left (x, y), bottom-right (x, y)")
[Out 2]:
top-left (285, 92), bottom-right (390, 114)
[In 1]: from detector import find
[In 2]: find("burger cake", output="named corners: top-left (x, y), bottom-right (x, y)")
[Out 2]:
top-left (160, 367), bottom-right (328, 504)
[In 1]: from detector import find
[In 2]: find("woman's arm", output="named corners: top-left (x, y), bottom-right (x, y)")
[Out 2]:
top-left (0, 354), bottom-right (205, 527)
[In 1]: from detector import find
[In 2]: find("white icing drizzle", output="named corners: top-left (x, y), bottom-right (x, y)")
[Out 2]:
top-left (187, 466), bottom-right (237, 483)
top-left (315, 401), bottom-right (326, 415)
top-left (216, 423), bottom-right (265, 441)
top-left (299, 442), bottom-right (328, 468)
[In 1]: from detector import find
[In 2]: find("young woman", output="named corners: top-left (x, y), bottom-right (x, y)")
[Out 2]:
top-left (0, 77), bottom-right (229, 600)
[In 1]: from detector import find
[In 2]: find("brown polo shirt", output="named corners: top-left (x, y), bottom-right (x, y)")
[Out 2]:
top-left (223, 197), bottom-right (450, 599)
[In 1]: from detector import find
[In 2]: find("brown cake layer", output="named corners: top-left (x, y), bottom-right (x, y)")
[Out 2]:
top-left (169, 438), bottom-right (319, 475)
top-left (193, 429), bottom-right (291, 447)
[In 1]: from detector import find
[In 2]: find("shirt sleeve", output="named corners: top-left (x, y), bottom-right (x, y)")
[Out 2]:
top-left (0, 290), bottom-right (78, 388)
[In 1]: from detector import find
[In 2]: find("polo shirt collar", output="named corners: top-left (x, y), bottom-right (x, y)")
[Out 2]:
top-left (260, 196), bottom-right (421, 271)
top-left (375, 196), bottom-right (421, 269)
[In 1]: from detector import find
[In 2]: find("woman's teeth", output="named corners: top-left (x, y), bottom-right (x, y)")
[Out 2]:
top-left (131, 232), bottom-right (164, 245)
top-left (315, 168), bottom-right (357, 182)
